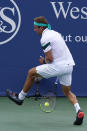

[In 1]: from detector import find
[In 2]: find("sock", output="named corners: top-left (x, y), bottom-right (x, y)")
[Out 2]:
top-left (18, 90), bottom-right (27, 100)
top-left (74, 103), bottom-right (81, 113)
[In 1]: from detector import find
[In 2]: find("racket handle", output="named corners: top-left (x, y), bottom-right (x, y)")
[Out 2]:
top-left (34, 77), bottom-right (41, 100)
top-left (54, 77), bottom-right (58, 85)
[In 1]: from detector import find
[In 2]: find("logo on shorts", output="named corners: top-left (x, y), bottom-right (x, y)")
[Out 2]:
top-left (0, 0), bottom-right (21, 45)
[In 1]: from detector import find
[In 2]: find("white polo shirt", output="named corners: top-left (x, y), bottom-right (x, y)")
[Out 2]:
top-left (40, 28), bottom-right (75, 66)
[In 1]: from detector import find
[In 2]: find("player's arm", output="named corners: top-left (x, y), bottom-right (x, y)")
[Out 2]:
top-left (39, 50), bottom-right (53, 64)
top-left (45, 49), bottom-right (53, 63)
top-left (40, 39), bottom-right (53, 63)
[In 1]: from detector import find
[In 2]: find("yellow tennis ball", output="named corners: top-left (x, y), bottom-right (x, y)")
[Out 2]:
top-left (44, 102), bottom-right (49, 107)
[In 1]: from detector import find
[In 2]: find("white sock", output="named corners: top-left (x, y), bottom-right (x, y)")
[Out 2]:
top-left (74, 103), bottom-right (80, 113)
top-left (18, 90), bottom-right (27, 100)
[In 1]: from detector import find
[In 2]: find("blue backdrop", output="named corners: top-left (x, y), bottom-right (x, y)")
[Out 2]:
top-left (0, 0), bottom-right (87, 96)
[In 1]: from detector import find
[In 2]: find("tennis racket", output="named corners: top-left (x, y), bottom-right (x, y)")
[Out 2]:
top-left (40, 77), bottom-right (58, 113)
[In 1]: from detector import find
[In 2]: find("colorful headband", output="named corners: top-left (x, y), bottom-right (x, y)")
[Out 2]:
top-left (34, 21), bottom-right (51, 30)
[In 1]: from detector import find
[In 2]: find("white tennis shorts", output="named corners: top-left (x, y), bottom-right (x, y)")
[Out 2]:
top-left (36, 63), bottom-right (73, 86)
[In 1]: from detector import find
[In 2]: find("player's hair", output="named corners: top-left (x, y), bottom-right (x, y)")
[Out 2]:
top-left (34, 16), bottom-right (48, 24)
top-left (34, 16), bottom-right (48, 29)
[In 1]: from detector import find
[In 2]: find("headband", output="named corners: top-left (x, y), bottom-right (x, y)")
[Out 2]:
top-left (34, 21), bottom-right (51, 30)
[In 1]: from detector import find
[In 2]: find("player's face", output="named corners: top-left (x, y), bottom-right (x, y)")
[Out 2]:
top-left (34, 25), bottom-right (42, 35)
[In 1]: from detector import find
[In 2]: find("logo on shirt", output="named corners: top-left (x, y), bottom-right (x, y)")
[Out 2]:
top-left (0, 0), bottom-right (21, 45)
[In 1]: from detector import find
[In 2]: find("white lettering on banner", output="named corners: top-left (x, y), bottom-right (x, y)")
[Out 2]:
top-left (50, 2), bottom-right (87, 19)
top-left (75, 36), bottom-right (87, 43)
top-left (62, 34), bottom-right (72, 42)
top-left (81, 7), bottom-right (87, 19)
top-left (70, 7), bottom-right (80, 19)
top-left (62, 34), bottom-right (87, 43)
top-left (0, 0), bottom-right (21, 45)
top-left (50, 2), bottom-right (72, 19)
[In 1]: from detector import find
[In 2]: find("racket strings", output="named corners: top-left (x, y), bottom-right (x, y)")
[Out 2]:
top-left (40, 92), bottom-right (56, 112)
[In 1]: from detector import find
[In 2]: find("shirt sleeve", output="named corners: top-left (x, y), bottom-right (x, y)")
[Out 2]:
top-left (40, 39), bottom-right (52, 53)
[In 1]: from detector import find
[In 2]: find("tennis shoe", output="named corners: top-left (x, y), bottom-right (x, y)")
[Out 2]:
top-left (6, 89), bottom-right (23, 105)
top-left (74, 110), bottom-right (84, 125)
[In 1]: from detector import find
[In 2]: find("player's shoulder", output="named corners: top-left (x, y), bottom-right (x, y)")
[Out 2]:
top-left (47, 29), bottom-right (62, 38)
top-left (40, 29), bottom-right (50, 44)
top-left (41, 29), bottom-right (55, 43)
top-left (40, 29), bottom-right (62, 44)
top-left (52, 30), bottom-right (61, 36)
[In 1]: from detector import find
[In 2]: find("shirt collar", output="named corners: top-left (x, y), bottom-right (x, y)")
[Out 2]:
top-left (42, 28), bottom-right (49, 36)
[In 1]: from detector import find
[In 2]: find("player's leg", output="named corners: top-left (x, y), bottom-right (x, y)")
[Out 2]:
top-left (59, 69), bottom-right (85, 125)
top-left (61, 85), bottom-right (84, 125)
top-left (7, 67), bottom-right (41, 105)
top-left (7, 63), bottom-right (54, 105)
top-left (62, 85), bottom-right (78, 105)
top-left (18, 67), bottom-right (41, 99)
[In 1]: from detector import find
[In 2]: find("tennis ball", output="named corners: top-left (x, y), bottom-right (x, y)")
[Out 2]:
top-left (44, 102), bottom-right (49, 107)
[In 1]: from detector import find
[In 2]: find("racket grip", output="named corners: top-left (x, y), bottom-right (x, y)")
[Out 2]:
top-left (54, 77), bottom-right (58, 85)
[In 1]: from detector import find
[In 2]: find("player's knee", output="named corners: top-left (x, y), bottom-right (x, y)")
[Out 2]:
top-left (63, 90), bottom-right (69, 96)
top-left (28, 69), bottom-right (32, 76)
top-left (28, 68), bottom-right (37, 78)
top-left (64, 90), bottom-right (70, 97)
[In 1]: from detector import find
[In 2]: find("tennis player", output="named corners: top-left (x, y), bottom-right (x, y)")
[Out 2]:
top-left (7, 16), bottom-right (84, 125)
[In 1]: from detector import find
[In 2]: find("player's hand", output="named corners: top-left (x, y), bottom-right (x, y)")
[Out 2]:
top-left (39, 56), bottom-right (44, 64)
